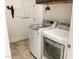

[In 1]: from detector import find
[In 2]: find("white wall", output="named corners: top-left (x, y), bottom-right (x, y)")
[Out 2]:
top-left (32, 4), bottom-right (43, 24)
top-left (30, 0), bottom-right (43, 24)
top-left (5, 22), bottom-right (12, 59)
top-left (43, 3), bottom-right (72, 23)
top-left (67, 14), bottom-right (73, 59)
top-left (6, 0), bottom-right (43, 42)
top-left (6, 17), bottom-right (34, 42)
top-left (0, 0), bottom-right (12, 58)
top-left (5, 0), bottom-right (34, 42)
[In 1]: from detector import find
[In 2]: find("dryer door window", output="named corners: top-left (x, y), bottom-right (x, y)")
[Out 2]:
top-left (43, 37), bottom-right (65, 59)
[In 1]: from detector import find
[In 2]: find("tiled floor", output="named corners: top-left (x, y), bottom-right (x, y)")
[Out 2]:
top-left (10, 39), bottom-right (35, 59)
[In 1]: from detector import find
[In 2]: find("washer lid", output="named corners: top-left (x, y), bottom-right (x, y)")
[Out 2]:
top-left (29, 24), bottom-right (43, 31)
top-left (42, 28), bottom-right (69, 42)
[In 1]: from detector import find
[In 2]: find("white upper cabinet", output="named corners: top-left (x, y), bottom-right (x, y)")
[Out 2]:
top-left (14, 0), bottom-right (30, 18)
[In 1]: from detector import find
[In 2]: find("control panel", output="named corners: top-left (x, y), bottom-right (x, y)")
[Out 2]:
top-left (42, 20), bottom-right (57, 27)
top-left (57, 22), bottom-right (70, 31)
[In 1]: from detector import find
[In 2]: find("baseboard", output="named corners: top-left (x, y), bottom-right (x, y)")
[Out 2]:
top-left (10, 37), bottom-right (29, 43)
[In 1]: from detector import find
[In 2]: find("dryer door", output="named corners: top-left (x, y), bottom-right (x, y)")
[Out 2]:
top-left (43, 37), bottom-right (65, 59)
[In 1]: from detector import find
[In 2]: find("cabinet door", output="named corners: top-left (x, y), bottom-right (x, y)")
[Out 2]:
top-left (36, 0), bottom-right (72, 4)
top-left (43, 0), bottom-right (52, 2)
top-left (15, 0), bottom-right (30, 17)
top-left (53, 0), bottom-right (72, 2)
top-left (36, 0), bottom-right (43, 3)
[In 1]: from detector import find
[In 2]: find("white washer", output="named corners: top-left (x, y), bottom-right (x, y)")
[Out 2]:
top-left (29, 20), bottom-right (58, 59)
top-left (41, 23), bottom-right (70, 59)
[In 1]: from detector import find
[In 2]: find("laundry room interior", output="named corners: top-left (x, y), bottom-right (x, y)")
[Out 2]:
top-left (5, 0), bottom-right (73, 59)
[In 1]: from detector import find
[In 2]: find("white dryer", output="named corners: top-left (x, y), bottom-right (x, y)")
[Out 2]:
top-left (29, 20), bottom-right (58, 59)
top-left (41, 22), bottom-right (70, 59)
